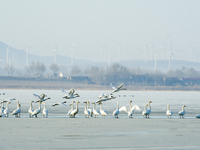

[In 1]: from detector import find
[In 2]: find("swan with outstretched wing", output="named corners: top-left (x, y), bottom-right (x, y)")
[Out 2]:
top-left (62, 88), bottom-right (80, 99)
top-left (110, 83), bottom-right (126, 93)
top-left (33, 93), bottom-right (51, 103)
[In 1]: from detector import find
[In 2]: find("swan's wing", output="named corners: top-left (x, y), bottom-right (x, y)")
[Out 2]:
top-left (119, 106), bottom-right (128, 113)
top-left (110, 83), bottom-right (116, 90)
top-left (69, 88), bottom-right (75, 96)
top-left (33, 94), bottom-right (41, 99)
top-left (61, 102), bottom-right (67, 106)
top-left (117, 83), bottom-right (124, 89)
top-left (61, 88), bottom-right (68, 94)
top-left (131, 105), bottom-right (141, 111)
top-left (2, 98), bottom-right (16, 103)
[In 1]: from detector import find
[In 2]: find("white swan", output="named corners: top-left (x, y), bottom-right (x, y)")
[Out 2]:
top-left (113, 102), bottom-right (120, 118)
top-left (96, 94), bottom-right (116, 103)
top-left (52, 101), bottom-right (67, 107)
top-left (4, 102), bottom-right (11, 117)
top-left (11, 101), bottom-right (21, 117)
top-left (83, 101), bottom-right (90, 118)
top-left (87, 101), bottom-right (93, 117)
top-left (196, 114), bottom-right (200, 118)
top-left (166, 104), bottom-right (173, 118)
top-left (62, 88), bottom-right (80, 99)
top-left (69, 101), bottom-right (80, 118)
top-left (28, 101), bottom-right (34, 117)
top-left (178, 105), bottom-right (186, 118)
top-left (99, 102), bottom-right (108, 117)
top-left (119, 101), bottom-right (141, 118)
top-left (67, 101), bottom-right (75, 115)
top-left (42, 102), bottom-right (48, 118)
top-left (142, 101), bottom-right (152, 118)
top-left (110, 83), bottom-right (126, 93)
top-left (92, 102), bottom-right (100, 118)
top-left (33, 93), bottom-right (51, 103)
top-left (31, 101), bottom-right (42, 118)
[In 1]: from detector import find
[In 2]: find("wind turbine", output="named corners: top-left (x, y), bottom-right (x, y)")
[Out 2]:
top-left (71, 43), bottom-right (75, 65)
top-left (25, 46), bottom-right (31, 66)
top-left (102, 43), bottom-right (107, 62)
top-left (53, 45), bottom-right (59, 64)
top-left (150, 43), bottom-right (155, 61)
top-left (6, 46), bottom-right (9, 64)
top-left (189, 44), bottom-right (194, 62)
top-left (168, 42), bottom-right (177, 70)
top-left (117, 45), bottom-right (121, 63)
top-left (161, 44), bottom-right (165, 60)
top-left (144, 45), bottom-right (147, 63)
top-left (137, 48), bottom-right (143, 60)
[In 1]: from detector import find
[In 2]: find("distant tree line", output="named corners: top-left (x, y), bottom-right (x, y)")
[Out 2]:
top-left (1, 61), bottom-right (200, 86)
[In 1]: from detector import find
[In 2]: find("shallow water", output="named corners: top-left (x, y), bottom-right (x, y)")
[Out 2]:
top-left (1, 90), bottom-right (200, 118)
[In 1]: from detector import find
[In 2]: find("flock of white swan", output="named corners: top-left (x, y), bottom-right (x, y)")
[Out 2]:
top-left (0, 83), bottom-right (199, 119)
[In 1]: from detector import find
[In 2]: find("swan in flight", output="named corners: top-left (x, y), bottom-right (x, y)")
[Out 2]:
top-left (178, 105), bottom-right (186, 118)
top-left (52, 101), bottom-right (67, 107)
top-left (142, 101), bottom-right (152, 118)
top-left (4, 102), bottom-right (11, 117)
top-left (166, 104), bottom-right (173, 118)
top-left (87, 101), bottom-right (93, 117)
top-left (11, 101), bottom-right (21, 117)
top-left (96, 93), bottom-right (116, 103)
top-left (110, 83), bottom-right (126, 93)
top-left (83, 101), bottom-right (90, 118)
top-left (62, 88), bottom-right (80, 99)
top-left (31, 101), bottom-right (42, 118)
top-left (119, 101), bottom-right (141, 118)
top-left (42, 102), bottom-right (48, 118)
top-left (67, 101), bottom-right (75, 116)
top-left (69, 101), bottom-right (80, 118)
top-left (92, 102), bottom-right (100, 118)
top-left (33, 93), bottom-right (51, 103)
top-left (28, 101), bottom-right (34, 117)
top-left (113, 102), bottom-right (120, 118)
top-left (1, 98), bottom-right (16, 103)
top-left (99, 102), bottom-right (108, 117)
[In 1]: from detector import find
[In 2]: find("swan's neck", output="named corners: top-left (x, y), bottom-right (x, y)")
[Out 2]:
top-left (76, 102), bottom-right (79, 110)
top-left (148, 102), bottom-right (151, 110)
top-left (17, 101), bottom-right (19, 109)
top-left (84, 103), bottom-right (87, 111)
top-left (43, 103), bottom-right (46, 109)
top-left (87, 102), bottom-right (89, 109)
top-left (129, 101), bottom-right (132, 109)
top-left (182, 106), bottom-right (185, 111)
top-left (6, 102), bottom-right (9, 109)
top-left (30, 102), bottom-right (33, 109)
top-left (100, 104), bottom-right (102, 110)
top-left (167, 105), bottom-right (169, 111)
top-left (93, 104), bottom-right (95, 110)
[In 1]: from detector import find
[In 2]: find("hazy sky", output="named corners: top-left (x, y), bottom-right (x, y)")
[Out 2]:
top-left (0, 0), bottom-right (200, 62)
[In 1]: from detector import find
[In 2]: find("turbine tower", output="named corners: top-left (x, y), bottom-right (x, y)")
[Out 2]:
top-left (137, 48), bottom-right (143, 60)
top-left (144, 45), bottom-right (147, 63)
top-left (161, 44), bottom-right (165, 60)
top-left (53, 45), bottom-right (59, 64)
top-left (71, 43), bottom-right (75, 65)
top-left (189, 44), bottom-right (194, 62)
top-left (168, 42), bottom-right (177, 70)
top-left (6, 46), bottom-right (9, 64)
top-left (102, 43), bottom-right (107, 62)
top-left (25, 46), bottom-right (31, 66)
top-left (150, 43), bottom-right (155, 61)
top-left (118, 45), bottom-right (121, 63)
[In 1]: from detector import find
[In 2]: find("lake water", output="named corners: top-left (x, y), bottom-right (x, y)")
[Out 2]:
top-left (1, 90), bottom-right (200, 118)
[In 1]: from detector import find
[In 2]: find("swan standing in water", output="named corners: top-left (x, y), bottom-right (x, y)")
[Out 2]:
top-left (119, 101), bottom-right (141, 118)
top-left (11, 101), bottom-right (21, 117)
top-left (83, 101), bottom-right (90, 118)
top-left (113, 102), bottom-right (120, 118)
top-left (166, 104), bottom-right (173, 118)
top-left (67, 101), bottom-right (75, 115)
top-left (142, 101), bottom-right (152, 118)
top-left (178, 105), bottom-right (186, 118)
top-left (4, 102), bottom-right (11, 117)
top-left (92, 102), bottom-right (100, 118)
top-left (196, 114), bottom-right (200, 118)
top-left (69, 101), bottom-right (80, 118)
top-left (99, 102), bottom-right (108, 117)
top-left (31, 101), bottom-right (42, 118)
top-left (87, 101), bottom-right (93, 117)
top-left (28, 101), bottom-right (34, 117)
top-left (42, 102), bottom-right (48, 118)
